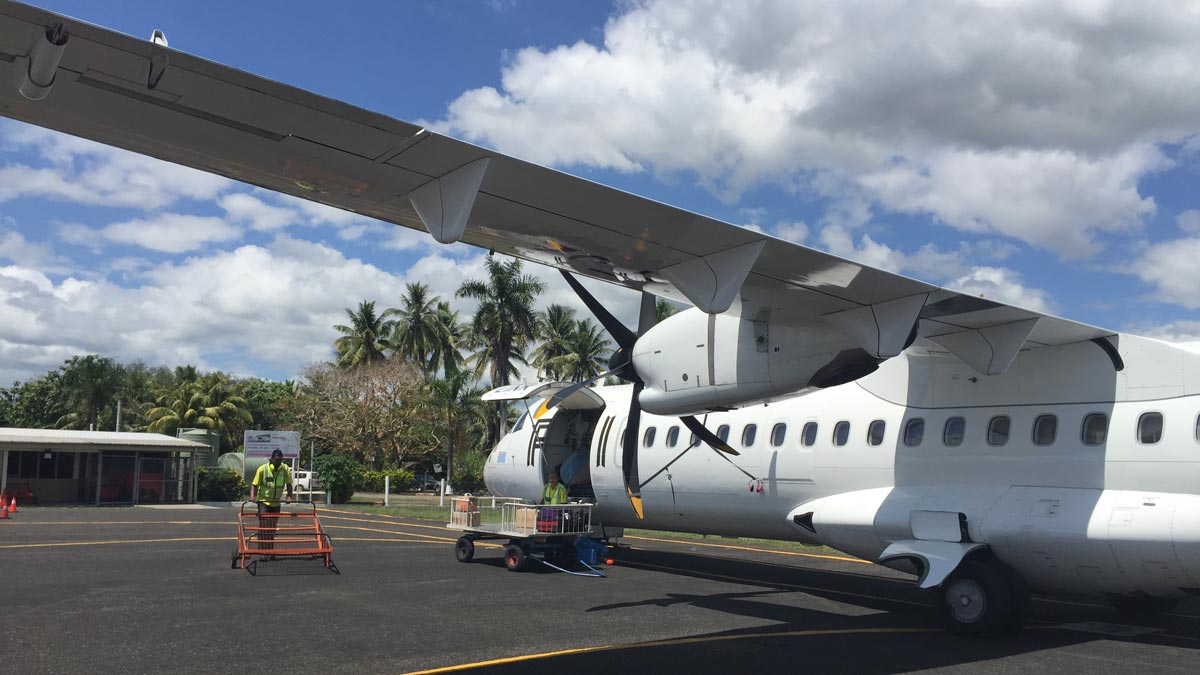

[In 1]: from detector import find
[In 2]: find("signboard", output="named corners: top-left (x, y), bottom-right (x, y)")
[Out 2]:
top-left (244, 430), bottom-right (300, 458)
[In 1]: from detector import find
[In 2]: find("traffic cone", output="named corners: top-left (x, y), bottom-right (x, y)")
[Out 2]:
top-left (0, 503), bottom-right (8, 519)
top-left (8, 497), bottom-right (16, 513)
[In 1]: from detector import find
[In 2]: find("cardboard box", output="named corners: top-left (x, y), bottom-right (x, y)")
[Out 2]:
top-left (468, 511), bottom-right (482, 527)
top-left (513, 508), bottom-right (538, 531)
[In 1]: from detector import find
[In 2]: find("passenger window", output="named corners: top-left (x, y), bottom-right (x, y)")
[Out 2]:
top-left (717, 425), bottom-right (730, 443)
top-left (1082, 413), bottom-right (1108, 446)
top-left (688, 433), bottom-right (699, 448)
top-left (742, 424), bottom-right (757, 447)
top-left (801, 422), bottom-right (818, 447)
top-left (943, 417), bottom-right (965, 446)
top-left (867, 420), bottom-right (885, 446)
top-left (833, 421), bottom-right (850, 446)
top-left (903, 418), bottom-right (924, 447)
top-left (643, 427), bottom-right (656, 448)
top-left (666, 426), bottom-right (680, 448)
top-left (1138, 412), bottom-right (1163, 444)
top-left (1032, 414), bottom-right (1057, 446)
top-left (987, 416), bottom-right (1010, 446)
top-left (771, 423), bottom-right (787, 447)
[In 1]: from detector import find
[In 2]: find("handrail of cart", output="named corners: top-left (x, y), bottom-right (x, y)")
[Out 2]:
top-left (239, 501), bottom-right (318, 517)
top-left (498, 501), bottom-right (594, 536)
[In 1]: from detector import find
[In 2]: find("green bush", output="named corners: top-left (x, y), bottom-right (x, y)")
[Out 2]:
top-left (361, 468), bottom-right (414, 493)
top-left (312, 454), bottom-right (364, 504)
top-left (453, 451), bottom-right (487, 494)
top-left (196, 467), bottom-right (246, 501)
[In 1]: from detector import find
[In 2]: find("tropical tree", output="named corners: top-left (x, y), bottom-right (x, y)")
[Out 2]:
top-left (145, 373), bottom-right (254, 451)
top-left (333, 300), bottom-right (393, 369)
top-left (656, 298), bottom-right (680, 322)
top-left (456, 257), bottom-right (545, 387)
top-left (426, 371), bottom-right (489, 490)
top-left (430, 301), bottom-right (465, 377)
top-left (530, 304), bottom-right (576, 381)
top-left (56, 355), bottom-right (123, 430)
top-left (385, 282), bottom-right (443, 374)
top-left (549, 318), bottom-right (612, 383)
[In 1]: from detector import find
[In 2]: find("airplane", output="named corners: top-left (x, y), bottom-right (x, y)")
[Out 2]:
top-left (0, 1), bottom-right (1198, 637)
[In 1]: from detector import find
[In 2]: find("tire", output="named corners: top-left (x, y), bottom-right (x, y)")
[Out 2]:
top-left (504, 544), bottom-right (526, 572)
top-left (997, 562), bottom-right (1031, 632)
top-left (941, 559), bottom-right (1015, 637)
top-left (230, 545), bottom-right (240, 569)
top-left (455, 537), bottom-right (475, 563)
top-left (1108, 594), bottom-right (1180, 616)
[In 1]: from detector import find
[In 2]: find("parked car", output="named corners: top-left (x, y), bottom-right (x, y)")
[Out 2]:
top-left (293, 470), bottom-right (319, 492)
top-left (412, 474), bottom-right (439, 492)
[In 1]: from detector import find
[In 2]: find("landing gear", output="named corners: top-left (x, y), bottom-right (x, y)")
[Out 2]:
top-left (940, 558), bottom-right (1030, 636)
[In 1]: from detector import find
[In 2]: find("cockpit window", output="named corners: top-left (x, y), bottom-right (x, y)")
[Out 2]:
top-left (512, 412), bottom-right (526, 433)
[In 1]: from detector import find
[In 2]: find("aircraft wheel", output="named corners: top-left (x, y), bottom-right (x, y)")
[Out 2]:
top-left (1108, 594), bottom-right (1180, 616)
top-left (504, 544), bottom-right (527, 572)
top-left (454, 537), bottom-right (475, 563)
top-left (941, 559), bottom-right (1014, 637)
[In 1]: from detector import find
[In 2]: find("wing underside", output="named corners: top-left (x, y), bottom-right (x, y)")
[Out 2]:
top-left (0, 3), bottom-right (1113, 367)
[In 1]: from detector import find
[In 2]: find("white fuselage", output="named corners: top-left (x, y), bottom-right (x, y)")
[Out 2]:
top-left (485, 333), bottom-right (1200, 598)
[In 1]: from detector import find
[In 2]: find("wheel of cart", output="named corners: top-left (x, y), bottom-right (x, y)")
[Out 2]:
top-left (455, 536), bottom-right (475, 562)
top-left (504, 543), bottom-right (527, 571)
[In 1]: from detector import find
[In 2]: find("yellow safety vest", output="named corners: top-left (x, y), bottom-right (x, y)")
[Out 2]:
top-left (542, 482), bottom-right (567, 504)
top-left (253, 463), bottom-right (291, 506)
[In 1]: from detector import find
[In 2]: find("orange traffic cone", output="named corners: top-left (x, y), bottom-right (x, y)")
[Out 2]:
top-left (8, 497), bottom-right (16, 513)
top-left (0, 503), bottom-right (8, 519)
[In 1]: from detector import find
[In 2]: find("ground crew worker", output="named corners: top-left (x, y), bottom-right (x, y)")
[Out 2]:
top-left (250, 449), bottom-right (293, 554)
top-left (541, 470), bottom-right (568, 505)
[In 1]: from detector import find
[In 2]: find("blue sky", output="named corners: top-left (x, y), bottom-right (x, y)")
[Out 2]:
top-left (3, 0), bottom-right (1200, 385)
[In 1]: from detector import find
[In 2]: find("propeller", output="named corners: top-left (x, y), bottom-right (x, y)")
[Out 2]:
top-left (541, 270), bottom-right (740, 519)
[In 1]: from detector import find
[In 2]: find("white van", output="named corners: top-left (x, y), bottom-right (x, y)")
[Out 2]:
top-left (293, 470), bottom-right (319, 491)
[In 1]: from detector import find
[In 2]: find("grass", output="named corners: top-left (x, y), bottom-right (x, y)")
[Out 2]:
top-left (323, 500), bottom-right (840, 555)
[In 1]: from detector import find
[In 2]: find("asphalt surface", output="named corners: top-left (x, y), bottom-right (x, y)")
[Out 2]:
top-left (1, 505), bottom-right (1199, 674)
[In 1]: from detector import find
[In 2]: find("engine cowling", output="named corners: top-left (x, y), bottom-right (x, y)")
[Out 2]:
top-left (632, 305), bottom-right (883, 416)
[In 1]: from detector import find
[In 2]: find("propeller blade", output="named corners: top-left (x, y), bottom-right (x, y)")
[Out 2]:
top-left (533, 365), bottom-right (626, 420)
top-left (622, 381), bottom-right (645, 519)
top-left (560, 270), bottom-right (636, 350)
top-left (680, 415), bottom-right (740, 456)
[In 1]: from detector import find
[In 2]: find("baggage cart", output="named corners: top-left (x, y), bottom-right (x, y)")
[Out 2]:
top-left (447, 497), bottom-right (605, 575)
top-left (230, 501), bottom-right (338, 575)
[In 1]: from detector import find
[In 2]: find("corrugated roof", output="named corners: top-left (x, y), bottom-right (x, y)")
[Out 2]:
top-left (0, 428), bottom-right (209, 451)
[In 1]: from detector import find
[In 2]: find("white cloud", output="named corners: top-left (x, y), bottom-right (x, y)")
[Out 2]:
top-left (0, 229), bottom-right (65, 270)
top-left (1178, 210), bottom-right (1200, 234)
top-left (0, 122), bottom-right (230, 210)
top-left (773, 220), bottom-right (809, 244)
top-left (431, 0), bottom-right (1200, 257)
top-left (219, 193), bottom-right (297, 231)
top-left (101, 214), bottom-right (242, 253)
top-left (1130, 237), bottom-right (1200, 309)
top-left (945, 267), bottom-right (1054, 314)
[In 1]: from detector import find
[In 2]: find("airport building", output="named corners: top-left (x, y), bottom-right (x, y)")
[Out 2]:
top-left (0, 428), bottom-right (211, 505)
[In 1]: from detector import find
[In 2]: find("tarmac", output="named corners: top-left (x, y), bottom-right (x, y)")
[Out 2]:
top-left (1, 505), bottom-right (1199, 674)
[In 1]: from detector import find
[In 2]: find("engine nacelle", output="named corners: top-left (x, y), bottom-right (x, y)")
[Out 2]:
top-left (633, 305), bottom-right (883, 416)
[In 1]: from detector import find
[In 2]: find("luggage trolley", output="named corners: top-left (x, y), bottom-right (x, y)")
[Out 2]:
top-left (447, 497), bottom-right (605, 575)
top-left (231, 502), bottom-right (339, 575)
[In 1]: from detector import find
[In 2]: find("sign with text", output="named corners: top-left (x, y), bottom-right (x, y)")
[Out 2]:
top-left (244, 430), bottom-right (300, 458)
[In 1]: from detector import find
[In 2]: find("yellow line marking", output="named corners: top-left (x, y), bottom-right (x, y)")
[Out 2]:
top-left (322, 522), bottom-right (503, 549)
top-left (319, 508), bottom-right (458, 533)
top-left (0, 536), bottom-right (234, 549)
top-left (399, 627), bottom-right (938, 674)
top-left (623, 534), bottom-right (869, 563)
top-left (624, 559), bottom-right (927, 607)
top-left (2, 520), bottom-right (218, 525)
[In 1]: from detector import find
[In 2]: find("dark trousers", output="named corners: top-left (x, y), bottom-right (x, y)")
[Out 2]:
top-left (257, 502), bottom-right (281, 550)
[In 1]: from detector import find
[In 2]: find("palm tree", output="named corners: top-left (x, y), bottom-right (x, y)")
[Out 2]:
top-left (145, 374), bottom-right (254, 451)
top-left (56, 355), bottom-right (122, 430)
top-left (456, 257), bottom-right (545, 387)
top-left (385, 282), bottom-right (443, 374)
top-left (530, 304), bottom-right (576, 381)
top-left (656, 298), bottom-right (679, 322)
top-left (430, 301), bottom-right (465, 377)
top-left (426, 371), bottom-right (487, 490)
top-left (549, 318), bottom-right (612, 383)
top-left (334, 300), bottom-right (393, 369)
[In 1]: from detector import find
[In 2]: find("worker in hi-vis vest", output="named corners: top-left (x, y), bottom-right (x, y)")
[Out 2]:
top-left (541, 470), bottom-right (568, 505)
top-left (250, 449), bottom-right (293, 553)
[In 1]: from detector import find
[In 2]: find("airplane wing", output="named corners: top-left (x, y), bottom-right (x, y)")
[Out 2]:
top-left (0, 3), bottom-right (1114, 376)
